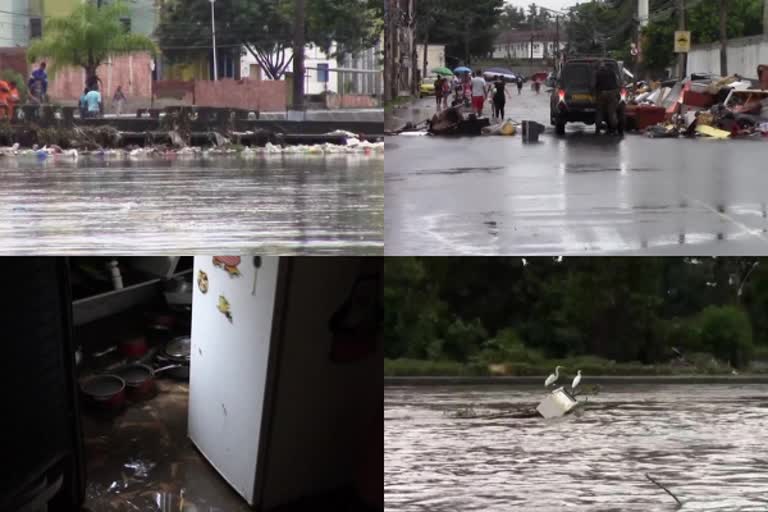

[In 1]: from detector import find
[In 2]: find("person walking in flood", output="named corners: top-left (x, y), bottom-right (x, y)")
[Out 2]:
top-left (113, 85), bottom-right (126, 116)
top-left (516, 75), bottom-right (523, 95)
top-left (491, 75), bottom-right (511, 122)
top-left (594, 61), bottom-right (620, 134)
top-left (470, 70), bottom-right (489, 116)
top-left (433, 76), bottom-right (444, 112)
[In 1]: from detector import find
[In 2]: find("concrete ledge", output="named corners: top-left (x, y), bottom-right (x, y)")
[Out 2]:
top-left (384, 375), bottom-right (768, 386)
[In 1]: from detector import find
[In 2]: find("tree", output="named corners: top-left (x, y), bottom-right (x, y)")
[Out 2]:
top-left (27, 2), bottom-right (158, 88)
top-left (422, 0), bottom-right (503, 66)
top-left (156, 0), bottom-right (383, 81)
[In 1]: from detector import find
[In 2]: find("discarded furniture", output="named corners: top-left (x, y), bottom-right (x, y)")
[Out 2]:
top-left (536, 387), bottom-right (578, 418)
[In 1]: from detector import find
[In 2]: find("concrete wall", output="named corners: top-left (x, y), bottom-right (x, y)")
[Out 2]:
top-left (687, 35), bottom-right (768, 79)
top-left (0, 47), bottom-right (28, 76)
top-left (194, 79), bottom-right (286, 111)
top-left (326, 94), bottom-right (379, 109)
top-left (154, 78), bottom-right (288, 111)
top-left (241, 45), bottom-right (339, 95)
top-left (42, 0), bottom-right (79, 18)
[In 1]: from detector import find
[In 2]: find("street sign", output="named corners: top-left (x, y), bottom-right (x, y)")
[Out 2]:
top-left (674, 31), bottom-right (691, 53)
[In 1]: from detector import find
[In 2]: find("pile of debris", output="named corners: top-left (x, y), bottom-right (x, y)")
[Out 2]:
top-left (624, 65), bottom-right (768, 140)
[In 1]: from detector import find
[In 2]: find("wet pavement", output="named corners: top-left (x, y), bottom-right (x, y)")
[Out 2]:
top-left (386, 384), bottom-right (768, 511)
top-left (0, 155), bottom-right (383, 255)
top-left (386, 93), bottom-right (768, 255)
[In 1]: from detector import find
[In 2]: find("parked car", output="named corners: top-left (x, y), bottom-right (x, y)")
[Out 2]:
top-left (550, 57), bottom-right (627, 135)
top-left (419, 76), bottom-right (437, 98)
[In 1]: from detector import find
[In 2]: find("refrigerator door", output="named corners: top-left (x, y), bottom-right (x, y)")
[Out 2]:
top-left (188, 256), bottom-right (281, 505)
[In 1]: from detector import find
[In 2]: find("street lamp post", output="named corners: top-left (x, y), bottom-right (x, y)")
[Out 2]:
top-left (210, 0), bottom-right (218, 81)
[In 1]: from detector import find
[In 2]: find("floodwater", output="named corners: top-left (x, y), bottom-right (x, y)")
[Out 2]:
top-left (385, 385), bottom-right (768, 511)
top-left (0, 155), bottom-right (383, 254)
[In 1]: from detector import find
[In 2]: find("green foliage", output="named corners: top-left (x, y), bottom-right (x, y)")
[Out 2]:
top-left (695, 305), bottom-right (753, 369)
top-left (385, 257), bottom-right (768, 375)
top-left (157, 0), bottom-right (382, 79)
top-left (0, 69), bottom-right (27, 103)
top-left (27, 1), bottom-right (158, 80)
top-left (416, 0), bottom-right (504, 66)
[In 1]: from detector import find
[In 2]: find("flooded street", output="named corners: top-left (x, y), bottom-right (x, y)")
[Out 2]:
top-left (0, 155), bottom-right (383, 254)
top-left (385, 94), bottom-right (768, 255)
top-left (385, 384), bottom-right (768, 511)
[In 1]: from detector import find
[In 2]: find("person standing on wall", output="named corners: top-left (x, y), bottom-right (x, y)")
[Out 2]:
top-left (28, 62), bottom-right (48, 104)
top-left (84, 84), bottom-right (103, 118)
top-left (113, 85), bottom-right (127, 116)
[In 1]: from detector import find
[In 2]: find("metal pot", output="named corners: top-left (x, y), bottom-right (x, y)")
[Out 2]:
top-left (156, 336), bottom-right (191, 380)
top-left (118, 336), bottom-right (148, 358)
top-left (80, 374), bottom-right (126, 411)
top-left (115, 363), bottom-right (157, 399)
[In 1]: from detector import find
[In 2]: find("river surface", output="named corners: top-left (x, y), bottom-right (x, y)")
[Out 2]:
top-left (385, 385), bottom-right (768, 511)
top-left (0, 155), bottom-right (383, 254)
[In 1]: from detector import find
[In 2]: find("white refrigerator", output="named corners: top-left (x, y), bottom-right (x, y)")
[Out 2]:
top-left (188, 256), bottom-right (381, 508)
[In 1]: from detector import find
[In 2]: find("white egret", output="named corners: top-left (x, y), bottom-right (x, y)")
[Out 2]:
top-left (544, 366), bottom-right (563, 388)
top-left (571, 370), bottom-right (582, 391)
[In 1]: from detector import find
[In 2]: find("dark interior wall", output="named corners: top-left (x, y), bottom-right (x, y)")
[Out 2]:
top-left (0, 257), bottom-right (84, 511)
top-left (259, 257), bottom-right (382, 509)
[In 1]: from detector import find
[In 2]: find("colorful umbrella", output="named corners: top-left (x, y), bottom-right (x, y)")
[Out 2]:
top-left (453, 66), bottom-right (472, 74)
top-left (431, 67), bottom-right (454, 76)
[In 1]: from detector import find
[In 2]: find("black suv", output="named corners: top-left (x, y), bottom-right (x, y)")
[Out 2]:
top-left (550, 57), bottom-right (627, 135)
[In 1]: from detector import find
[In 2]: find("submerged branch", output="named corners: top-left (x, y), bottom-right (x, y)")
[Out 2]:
top-left (645, 473), bottom-right (682, 507)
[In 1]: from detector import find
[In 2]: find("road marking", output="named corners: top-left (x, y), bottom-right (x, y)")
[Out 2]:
top-left (684, 195), bottom-right (768, 243)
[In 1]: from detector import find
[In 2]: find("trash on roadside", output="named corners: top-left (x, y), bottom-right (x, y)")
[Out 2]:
top-left (481, 119), bottom-right (518, 136)
top-left (696, 124), bottom-right (731, 139)
top-left (624, 67), bottom-right (768, 140)
top-left (521, 120), bottom-right (545, 143)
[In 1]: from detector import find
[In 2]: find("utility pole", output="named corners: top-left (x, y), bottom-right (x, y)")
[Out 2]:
top-left (209, 0), bottom-right (218, 81)
top-left (555, 15), bottom-right (560, 72)
top-left (719, 0), bottom-right (728, 76)
top-left (677, 0), bottom-right (686, 79)
top-left (292, 0), bottom-right (305, 111)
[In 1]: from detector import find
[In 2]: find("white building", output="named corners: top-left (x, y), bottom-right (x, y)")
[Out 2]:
top-left (415, 44), bottom-right (446, 75)
top-left (492, 30), bottom-right (565, 60)
top-left (240, 40), bottom-right (382, 97)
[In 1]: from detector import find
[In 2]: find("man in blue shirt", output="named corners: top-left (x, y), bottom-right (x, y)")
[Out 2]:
top-left (28, 62), bottom-right (48, 103)
top-left (84, 85), bottom-right (103, 118)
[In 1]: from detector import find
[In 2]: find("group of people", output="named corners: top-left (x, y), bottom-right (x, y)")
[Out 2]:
top-left (433, 69), bottom-right (525, 122)
top-left (79, 82), bottom-right (127, 119)
top-left (0, 62), bottom-right (48, 120)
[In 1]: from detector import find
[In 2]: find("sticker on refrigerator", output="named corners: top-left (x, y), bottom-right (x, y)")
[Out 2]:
top-left (197, 270), bottom-right (209, 293)
top-left (218, 295), bottom-right (233, 322)
top-left (213, 256), bottom-right (242, 277)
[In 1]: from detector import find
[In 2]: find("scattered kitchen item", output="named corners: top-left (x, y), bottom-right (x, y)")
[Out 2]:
top-left (156, 335), bottom-right (191, 380)
top-left (80, 374), bottom-right (126, 411)
top-left (115, 363), bottom-right (156, 399)
top-left (164, 276), bottom-right (193, 307)
top-left (118, 336), bottom-right (148, 358)
top-left (252, 256), bottom-right (262, 295)
top-left (107, 259), bottom-right (123, 290)
top-left (92, 345), bottom-right (118, 358)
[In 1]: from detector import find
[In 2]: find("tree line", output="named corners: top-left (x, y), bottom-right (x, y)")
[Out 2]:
top-left (412, 0), bottom-right (765, 75)
top-left (385, 258), bottom-right (768, 370)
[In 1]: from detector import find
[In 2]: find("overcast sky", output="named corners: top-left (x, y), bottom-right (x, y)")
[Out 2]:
top-left (504, 0), bottom-right (583, 13)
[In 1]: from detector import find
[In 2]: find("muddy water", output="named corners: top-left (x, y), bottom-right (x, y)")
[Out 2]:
top-left (385, 385), bottom-right (768, 511)
top-left (0, 155), bottom-right (383, 254)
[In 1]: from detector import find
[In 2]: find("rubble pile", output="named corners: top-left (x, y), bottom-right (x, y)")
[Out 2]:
top-left (625, 65), bottom-right (768, 140)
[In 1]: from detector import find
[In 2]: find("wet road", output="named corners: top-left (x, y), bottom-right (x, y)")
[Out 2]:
top-left (0, 155), bottom-right (383, 255)
top-left (386, 93), bottom-right (768, 255)
top-left (385, 384), bottom-right (768, 511)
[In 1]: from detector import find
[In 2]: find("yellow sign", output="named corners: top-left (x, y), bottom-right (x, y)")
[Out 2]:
top-left (674, 31), bottom-right (691, 53)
